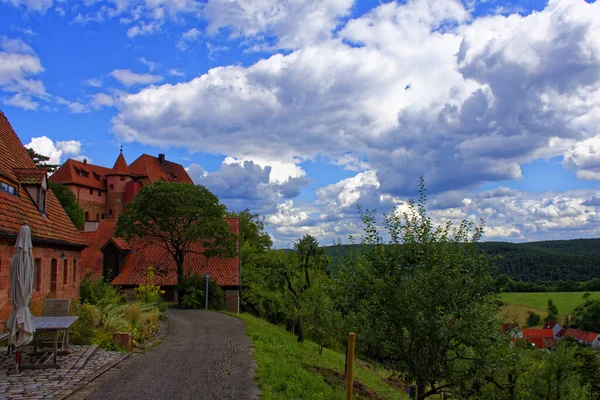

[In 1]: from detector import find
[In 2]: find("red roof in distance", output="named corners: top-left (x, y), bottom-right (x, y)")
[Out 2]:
top-left (81, 218), bottom-right (240, 287)
top-left (564, 328), bottom-right (599, 344)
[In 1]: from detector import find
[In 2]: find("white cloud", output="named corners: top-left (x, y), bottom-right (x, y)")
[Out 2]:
top-left (109, 69), bottom-right (163, 87)
top-left (203, 0), bottom-right (354, 50)
top-left (2, 93), bottom-right (38, 110)
top-left (91, 93), bottom-right (114, 109)
top-left (67, 101), bottom-right (89, 114)
top-left (177, 28), bottom-right (201, 51)
top-left (1, 0), bottom-right (53, 13)
top-left (85, 78), bottom-right (102, 87)
top-left (138, 57), bottom-right (160, 71)
top-left (167, 68), bottom-right (185, 77)
top-left (0, 37), bottom-right (47, 109)
top-left (110, 0), bottom-right (600, 201)
top-left (25, 136), bottom-right (84, 164)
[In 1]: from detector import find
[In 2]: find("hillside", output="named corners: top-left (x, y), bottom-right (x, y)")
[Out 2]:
top-left (322, 238), bottom-right (600, 282)
top-left (236, 313), bottom-right (410, 399)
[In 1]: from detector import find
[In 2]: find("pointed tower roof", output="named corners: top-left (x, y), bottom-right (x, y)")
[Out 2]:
top-left (107, 149), bottom-right (133, 176)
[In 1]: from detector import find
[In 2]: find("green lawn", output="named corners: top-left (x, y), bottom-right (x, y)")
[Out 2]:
top-left (501, 292), bottom-right (600, 316)
top-left (236, 313), bottom-right (408, 400)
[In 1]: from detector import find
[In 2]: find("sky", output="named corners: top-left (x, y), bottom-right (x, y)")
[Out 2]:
top-left (1, 0), bottom-right (600, 248)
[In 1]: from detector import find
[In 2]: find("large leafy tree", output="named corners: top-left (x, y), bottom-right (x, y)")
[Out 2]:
top-left (115, 182), bottom-right (237, 298)
top-left (337, 179), bottom-right (498, 399)
top-left (48, 182), bottom-right (85, 230)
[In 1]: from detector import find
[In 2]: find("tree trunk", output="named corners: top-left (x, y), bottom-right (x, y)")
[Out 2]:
top-left (416, 380), bottom-right (426, 400)
top-left (175, 252), bottom-right (185, 304)
top-left (297, 315), bottom-right (304, 343)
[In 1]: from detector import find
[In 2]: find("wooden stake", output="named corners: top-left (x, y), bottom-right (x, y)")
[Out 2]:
top-left (346, 332), bottom-right (356, 400)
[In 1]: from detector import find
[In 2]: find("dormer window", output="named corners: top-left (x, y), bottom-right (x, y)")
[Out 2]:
top-left (39, 188), bottom-right (46, 213)
top-left (0, 181), bottom-right (17, 195)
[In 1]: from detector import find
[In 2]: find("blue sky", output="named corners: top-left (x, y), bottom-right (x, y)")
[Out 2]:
top-left (1, 0), bottom-right (600, 246)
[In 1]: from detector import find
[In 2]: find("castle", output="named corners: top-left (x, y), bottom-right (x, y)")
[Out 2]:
top-left (50, 151), bottom-right (193, 231)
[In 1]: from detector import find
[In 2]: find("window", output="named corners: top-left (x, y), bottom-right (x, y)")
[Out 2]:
top-left (93, 172), bottom-right (100, 181)
top-left (85, 211), bottom-right (90, 221)
top-left (34, 258), bottom-right (41, 291)
top-left (39, 189), bottom-right (46, 213)
top-left (63, 259), bottom-right (69, 285)
top-left (109, 184), bottom-right (114, 189)
top-left (120, 176), bottom-right (125, 181)
top-left (90, 188), bottom-right (93, 195)
top-left (96, 214), bottom-right (100, 221)
top-left (72, 259), bottom-right (78, 284)
top-left (98, 190), bottom-right (101, 197)
top-left (101, 214), bottom-right (105, 219)
top-left (0, 181), bottom-right (16, 195)
top-left (50, 259), bottom-right (58, 293)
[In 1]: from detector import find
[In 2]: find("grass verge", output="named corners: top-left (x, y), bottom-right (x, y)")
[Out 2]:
top-left (237, 313), bottom-right (407, 400)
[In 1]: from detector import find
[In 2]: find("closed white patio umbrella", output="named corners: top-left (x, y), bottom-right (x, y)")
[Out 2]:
top-left (6, 225), bottom-right (36, 350)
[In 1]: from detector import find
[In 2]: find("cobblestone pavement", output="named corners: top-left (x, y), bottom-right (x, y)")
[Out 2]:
top-left (0, 345), bottom-right (123, 400)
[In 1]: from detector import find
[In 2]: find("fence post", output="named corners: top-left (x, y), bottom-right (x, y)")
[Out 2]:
top-left (346, 332), bottom-right (356, 400)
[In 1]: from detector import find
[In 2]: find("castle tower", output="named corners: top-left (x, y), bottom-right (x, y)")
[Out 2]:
top-left (105, 149), bottom-right (134, 219)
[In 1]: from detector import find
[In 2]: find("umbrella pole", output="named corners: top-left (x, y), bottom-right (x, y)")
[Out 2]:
top-left (15, 350), bottom-right (21, 373)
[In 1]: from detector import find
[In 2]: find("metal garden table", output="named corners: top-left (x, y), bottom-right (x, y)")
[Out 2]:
top-left (17, 316), bottom-right (78, 371)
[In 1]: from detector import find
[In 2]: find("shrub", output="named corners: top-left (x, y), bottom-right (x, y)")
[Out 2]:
top-left (179, 273), bottom-right (226, 310)
top-left (526, 311), bottom-right (542, 327)
top-left (70, 304), bottom-right (101, 345)
top-left (80, 274), bottom-right (125, 307)
top-left (181, 288), bottom-right (204, 309)
top-left (124, 303), bottom-right (142, 325)
top-left (135, 267), bottom-right (167, 311)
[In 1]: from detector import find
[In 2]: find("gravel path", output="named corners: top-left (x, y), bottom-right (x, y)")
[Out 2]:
top-left (87, 309), bottom-right (258, 400)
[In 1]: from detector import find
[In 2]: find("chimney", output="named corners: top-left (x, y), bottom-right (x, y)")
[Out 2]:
top-left (83, 158), bottom-right (88, 165)
top-left (158, 154), bottom-right (165, 164)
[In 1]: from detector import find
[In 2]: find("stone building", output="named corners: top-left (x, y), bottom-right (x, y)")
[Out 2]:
top-left (51, 146), bottom-right (241, 312)
top-left (0, 110), bottom-right (86, 326)
top-left (50, 151), bottom-right (193, 231)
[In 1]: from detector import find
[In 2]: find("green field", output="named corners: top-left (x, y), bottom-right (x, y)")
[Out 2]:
top-left (501, 292), bottom-right (600, 315)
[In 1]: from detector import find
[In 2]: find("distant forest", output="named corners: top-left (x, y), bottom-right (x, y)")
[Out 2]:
top-left (322, 238), bottom-right (600, 284)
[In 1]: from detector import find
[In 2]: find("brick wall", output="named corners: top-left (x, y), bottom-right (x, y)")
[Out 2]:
top-left (0, 238), bottom-right (82, 329)
top-left (106, 192), bottom-right (126, 219)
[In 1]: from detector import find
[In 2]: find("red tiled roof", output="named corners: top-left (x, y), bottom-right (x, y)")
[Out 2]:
top-left (108, 153), bottom-right (132, 176)
top-left (50, 159), bottom-right (112, 190)
top-left (501, 323), bottom-right (520, 333)
top-left (81, 218), bottom-right (240, 287)
top-left (13, 168), bottom-right (46, 185)
top-left (564, 328), bottom-right (599, 344)
top-left (522, 329), bottom-right (556, 348)
top-left (0, 110), bottom-right (86, 247)
top-left (543, 320), bottom-right (559, 329)
top-left (128, 154), bottom-right (193, 184)
top-left (522, 329), bottom-right (554, 338)
top-left (81, 219), bottom-right (117, 279)
top-left (101, 238), bottom-right (132, 252)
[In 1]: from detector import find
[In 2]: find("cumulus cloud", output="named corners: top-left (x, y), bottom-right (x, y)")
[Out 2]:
top-left (187, 158), bottom-right (309, 214)
top-left (25, 136), bottom-right (84, 164)
top-left (109, 69), bottom-right (163, 87)
top-left (0, 37), bottom-right (47, 109)
top-left (110, 0), bottom-right (600, 200)
top-left (203, 0), bottom-right (354, 50)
